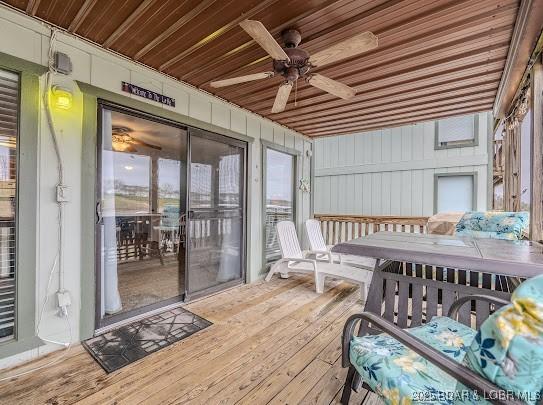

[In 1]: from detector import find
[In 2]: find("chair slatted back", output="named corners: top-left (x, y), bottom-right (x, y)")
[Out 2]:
top-left (276, 221), bottom-right (304, 259)
top-left (359, 261), bottom-right (511, 336)
top-left (305, 219), bottom-right (328, 252)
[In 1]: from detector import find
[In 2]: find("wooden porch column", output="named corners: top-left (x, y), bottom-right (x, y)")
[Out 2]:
top-left (504, 120), bottom-right (521, 211)
top-left (530, 57), bottom-right (543, 241)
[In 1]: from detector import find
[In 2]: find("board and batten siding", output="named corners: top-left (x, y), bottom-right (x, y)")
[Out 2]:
top-left (313, 112), bottom-right (491, 216)
top-left (0, 5), bottom-right (312, 368)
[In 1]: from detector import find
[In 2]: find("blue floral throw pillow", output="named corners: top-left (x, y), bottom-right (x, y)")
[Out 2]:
top-left (455, 211), bottom-right (529, 240)
top-left (463, 274), bottom-right (543, 404)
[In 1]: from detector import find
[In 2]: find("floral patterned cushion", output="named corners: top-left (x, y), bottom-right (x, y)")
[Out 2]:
top-left (455, 211), bottom-right (529, 240)
top-left (350, 316), bottom-right (477, 404)
top-left (464, 274), bottom-right (543, 404)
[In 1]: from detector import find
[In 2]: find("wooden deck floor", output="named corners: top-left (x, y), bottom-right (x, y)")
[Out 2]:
top-left (0, 275), bottom-right (382, 405)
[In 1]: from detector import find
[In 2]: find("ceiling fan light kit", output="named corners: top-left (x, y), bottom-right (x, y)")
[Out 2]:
top-left (209, 20), bottom-right (378, 113)
top-left (111, 125), bottom-right (162, 153)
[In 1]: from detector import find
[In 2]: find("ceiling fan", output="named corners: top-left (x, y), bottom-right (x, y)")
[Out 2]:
top-left (209, 20), bottom-right (378, 113)
top-left (111, 126), bottom-right (162, 153)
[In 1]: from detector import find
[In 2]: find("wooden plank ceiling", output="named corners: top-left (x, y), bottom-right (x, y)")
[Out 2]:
top-left (2, 0), bottom-right (520, 137)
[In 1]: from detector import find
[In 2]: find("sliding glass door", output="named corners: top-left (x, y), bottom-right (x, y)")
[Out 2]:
top-left (96, 104), bottom-right (247, 327)
top-left (186, 129), bottom-right (246, 299)
top-left (96, 103), bottom-right (188, 327)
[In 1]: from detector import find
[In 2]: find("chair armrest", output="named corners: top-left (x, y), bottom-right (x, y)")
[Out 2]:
top-left (341, 312), bottom-right (523, 405)
top-left (303, 250), bottom-right (333, 263)
top-left (447, 294), bottom-right (510, 319)
top-left (325, 245), bottom-right (342, 261)
top-left (277, 257), bottom-right (318, 270)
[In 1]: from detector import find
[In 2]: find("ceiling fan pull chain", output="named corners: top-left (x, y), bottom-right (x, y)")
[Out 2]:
top-left (294, 80), bottom-right (298, 107)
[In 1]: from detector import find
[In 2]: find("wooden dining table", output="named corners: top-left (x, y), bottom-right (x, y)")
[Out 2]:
top-left (332, 231), bottom-right (543, 279)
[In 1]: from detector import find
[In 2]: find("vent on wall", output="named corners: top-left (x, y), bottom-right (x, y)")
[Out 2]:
top-left (0, 68), bottom-right (18, 342)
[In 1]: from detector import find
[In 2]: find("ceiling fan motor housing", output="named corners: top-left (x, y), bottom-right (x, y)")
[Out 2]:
top-left (273, 29), bottom-right (310, 81)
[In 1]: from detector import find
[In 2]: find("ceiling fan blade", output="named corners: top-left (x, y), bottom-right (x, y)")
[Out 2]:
top-left (271, 82), bottom-right (293, 113)
top-left (132, 139), bottom-right (162, 150)
top-left (309, 31), bottom-right (378, 67)
top-left (210, 72), bottom-right (274, 88)
top-left (307, 74), bottom-right (356, 100)
top-left (239, 20), bottom-right (290, 61)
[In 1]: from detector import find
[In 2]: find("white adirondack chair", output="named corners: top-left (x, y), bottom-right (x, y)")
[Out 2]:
top-left (266, 221), bottom-right (373, 300)
top-left (305, 219), bottom-right (376, 270)
top-left (305, 218), bottom-right (342, 263)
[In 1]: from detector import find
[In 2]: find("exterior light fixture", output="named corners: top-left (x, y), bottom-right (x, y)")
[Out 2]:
top-left (52, 86), bottom-right (73, 110)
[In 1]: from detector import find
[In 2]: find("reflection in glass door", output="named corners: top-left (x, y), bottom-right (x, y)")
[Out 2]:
top-left (186, 130), bottom-right (246, 298)
top-left (97, 104), bottom-right (187, 327)
top-left (264, 147), bottom-right (296, 263)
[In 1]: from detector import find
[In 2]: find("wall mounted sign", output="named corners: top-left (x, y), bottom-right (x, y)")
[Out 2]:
top-left (122, 82), bottom-right (176, 107)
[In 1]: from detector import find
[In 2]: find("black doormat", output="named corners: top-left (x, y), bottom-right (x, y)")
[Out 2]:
top-left (82, 307), bottom-right (212, 373)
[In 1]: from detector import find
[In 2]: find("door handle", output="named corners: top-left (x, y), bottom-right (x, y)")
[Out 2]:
top-left (96, 201), bottom-right (102, 224)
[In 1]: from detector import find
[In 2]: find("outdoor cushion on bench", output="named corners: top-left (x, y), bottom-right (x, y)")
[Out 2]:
top-left (350, 316), bottom-right (476, 404)
top-left (455, 211), bottom-right (529, 240)
top-left (343, 274), bottom-right (543, 405)
top-left (462, 274), bottom-right (543, 405)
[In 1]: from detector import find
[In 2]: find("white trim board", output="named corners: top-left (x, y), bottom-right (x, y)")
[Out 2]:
top-left (315, 154), bottom-right (488, 177)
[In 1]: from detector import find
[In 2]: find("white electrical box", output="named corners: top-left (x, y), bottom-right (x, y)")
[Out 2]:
top-left (56, 185), bottom-right (70, 202)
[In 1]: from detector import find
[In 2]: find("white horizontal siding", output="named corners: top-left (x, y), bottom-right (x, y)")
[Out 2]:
top-left (314, 112), bottom-right (490, 216)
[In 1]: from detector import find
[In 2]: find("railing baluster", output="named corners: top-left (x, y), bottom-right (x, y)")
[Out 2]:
top-left (313, 215), bottom-right (430, 240)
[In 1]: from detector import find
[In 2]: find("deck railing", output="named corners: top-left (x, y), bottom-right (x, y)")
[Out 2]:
top-left (313, 214), bottom-right (429, 245)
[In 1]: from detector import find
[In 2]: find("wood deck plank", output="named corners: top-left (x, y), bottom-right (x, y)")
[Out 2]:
top-left (73, 279), bottom-right (322, 405)
top-left (0, 275), bottom-right (375, 405)
top-left (129, 284), bottom-right (357, 404)
top-left (172, 289), bottom-right (361, 405)
top-left (237, 305), bottom-right (362, 405)
top-left (299, 357), bottom-right (348, 405)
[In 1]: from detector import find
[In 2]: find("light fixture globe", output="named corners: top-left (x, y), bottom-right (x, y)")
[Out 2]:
top-left (51, 86), bottom-right (73, 110)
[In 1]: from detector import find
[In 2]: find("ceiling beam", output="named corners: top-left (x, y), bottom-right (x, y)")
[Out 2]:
top-left (102, 0), bottom-right (156, 49)
top-left (493, 0), bottom-right (543, 118)
top-left (25, 0), bottom-right (40, 15)
top-left (134, 0), bottom-right (216, 61)
top-left (68, 0), bottom-right (98, 32)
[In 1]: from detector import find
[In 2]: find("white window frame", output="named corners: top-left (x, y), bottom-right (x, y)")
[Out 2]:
top-left (434, 172), bottom-right (477, 214)
top-left (261, 140), bottom-right (300, 265)
top-left (434, 114), bottom-right (479, 150)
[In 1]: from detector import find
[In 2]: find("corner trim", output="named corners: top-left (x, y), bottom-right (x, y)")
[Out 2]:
top-left (493, 0), bottom-right (543, 117)
top-left (79, 93), bottom-right (97, 340)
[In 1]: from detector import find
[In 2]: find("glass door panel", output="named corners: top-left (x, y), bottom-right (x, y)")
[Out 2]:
top-left (97, 105), bottom-right (187, 327)
top-left (186, 131), bottom-right (245, 298)
top-left (264, 148), bottom-right (295, 263)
